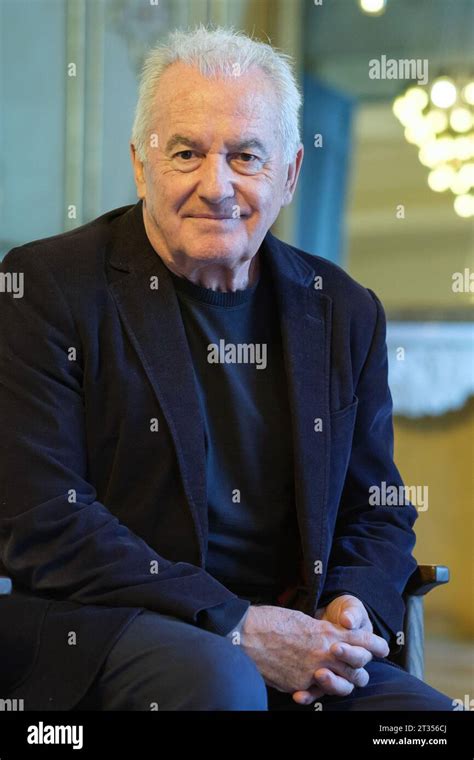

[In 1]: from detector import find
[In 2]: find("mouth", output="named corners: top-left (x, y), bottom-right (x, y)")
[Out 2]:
top-left (188, 215), bottom-right (240, 220)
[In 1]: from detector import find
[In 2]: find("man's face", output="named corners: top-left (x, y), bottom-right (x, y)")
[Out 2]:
top-left (131, 62), bottom-right (303, 272)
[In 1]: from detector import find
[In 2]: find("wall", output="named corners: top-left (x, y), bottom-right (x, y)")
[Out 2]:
top-left (394, 402), bottom-right (474, 638)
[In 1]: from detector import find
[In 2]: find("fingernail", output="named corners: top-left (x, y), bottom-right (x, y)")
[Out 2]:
top-left (345, 614), bottom-right (355, 627)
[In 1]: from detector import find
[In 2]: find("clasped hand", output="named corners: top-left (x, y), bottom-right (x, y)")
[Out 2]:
top-left (292, 594), bottom-right (388, 705)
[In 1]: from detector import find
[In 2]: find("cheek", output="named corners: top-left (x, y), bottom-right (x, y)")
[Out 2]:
top-left (243, 178), bottom-right (276, 209)
top-left (251, 172), bottom-right (284, 205)
top-left (152, 177), bottom-right (191, 216)
top-left (248, 191), bottom-right (281, 227)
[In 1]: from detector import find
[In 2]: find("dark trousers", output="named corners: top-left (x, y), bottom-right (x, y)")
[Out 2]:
top-left (72, 609), bottom-right (455, 711)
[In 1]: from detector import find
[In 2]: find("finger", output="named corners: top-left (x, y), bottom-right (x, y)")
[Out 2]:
top-left (329, 661), bottom-right (369, 688)
top-left (330, 642), bottom-right (373, 669)
top-left (292, 686), bottom-right (324, 706)
top-left (313, 668), bottom-right (354, 697)
top-left (340, 606), bottom-right (363, 630)
top-left (323, 653), bottom-right (369, 687)
top-left (344, 630), bottom-right (389, 658)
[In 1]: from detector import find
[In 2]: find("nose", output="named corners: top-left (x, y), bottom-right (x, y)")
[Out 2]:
top-left (197, 154), bottom-right (235, 205)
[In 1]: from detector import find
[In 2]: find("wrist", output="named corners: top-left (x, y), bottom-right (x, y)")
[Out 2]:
top-left (240, 604), bottom-right (265, 640)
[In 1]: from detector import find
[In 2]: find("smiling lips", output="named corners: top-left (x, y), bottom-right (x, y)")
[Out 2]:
top-left (189, 214), bottom-right (240, 220)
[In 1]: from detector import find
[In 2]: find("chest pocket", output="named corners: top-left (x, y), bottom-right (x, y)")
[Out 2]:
top-left (329, 395), bottom-right (359, 506)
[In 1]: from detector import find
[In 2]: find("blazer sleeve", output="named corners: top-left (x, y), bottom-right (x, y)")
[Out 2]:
top-left (0, 246), bottom-right (249, 636)
top-left (319, 288), bottom-right (419, 652)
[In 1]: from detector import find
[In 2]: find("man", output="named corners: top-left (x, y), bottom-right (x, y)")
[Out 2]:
top-left (0, 26), bottom-right (453, 711)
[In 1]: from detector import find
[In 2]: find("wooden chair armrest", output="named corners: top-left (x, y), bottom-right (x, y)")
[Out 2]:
top-left (404, 564), bottom-right (449, 597)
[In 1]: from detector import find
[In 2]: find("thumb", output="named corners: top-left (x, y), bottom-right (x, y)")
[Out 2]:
top-left (340, 602), bottom-right (363, 629)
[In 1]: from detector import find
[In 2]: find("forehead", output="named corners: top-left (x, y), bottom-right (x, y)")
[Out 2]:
top-left (153, 62), bottom-right (279, 131)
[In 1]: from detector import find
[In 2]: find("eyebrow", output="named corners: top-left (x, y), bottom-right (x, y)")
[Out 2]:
top-left (164, 134), bottom-right (268, 156)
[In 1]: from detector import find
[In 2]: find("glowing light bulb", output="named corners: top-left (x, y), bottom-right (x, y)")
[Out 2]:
top-left (426, 110), bottom-right (448, 133)
top-left (359, 0), bottom-right (386, 14)
top-left (430, 79), bottom-right (457, 109)
top-left (404, 117), bottom-right (433, 146)
top-left (454, 194), bottom-right (474, 217)
top-left (428, 166), bottom-right (455, 192)
top-left (405, 87), bottom-right (429, 111)
top-left (458, 162), bottom-right (474, 187)
top-left (454, 136), bottom-right (473, 161)
top-left (437, 136), bottom-right (456, 162)
top-left (393, 96), bottom-right (417, 126)
top-left (451, 172), bottom-right (472, 195)
top-left (419, 140), bottom-right (442, 168)
top-left (461, 82), bottom-right (474, 105)
top-left (450, 107), bottom-right (472, 133)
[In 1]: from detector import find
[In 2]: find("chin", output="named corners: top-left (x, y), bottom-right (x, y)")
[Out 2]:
top-left (184, 236), bottom-right (247, 262)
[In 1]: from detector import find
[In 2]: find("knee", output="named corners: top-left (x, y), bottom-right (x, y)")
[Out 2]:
top-left (188, 640), bottom-right (268, 711)
top-left (90, 621), bottom-right (269, 711)
top-left (400, 687), bottom-right (455, 711)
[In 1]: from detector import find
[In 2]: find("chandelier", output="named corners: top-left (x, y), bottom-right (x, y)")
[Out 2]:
top-left (392, 76), bottom-right (474, 218)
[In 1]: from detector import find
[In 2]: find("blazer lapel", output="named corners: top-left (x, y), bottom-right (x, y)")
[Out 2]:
top-left (263, 231), bottom-right (332, 614)
top-left (107, 202), bottom-right (208, 566)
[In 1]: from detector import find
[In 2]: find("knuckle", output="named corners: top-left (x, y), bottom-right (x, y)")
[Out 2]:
top-left (334, 671), bottom-right (354, 692)
top-left (345, 649), bottom-right (361, 667)
top-left (347, 666), bottom-right (363, 686)
top-left (319, 621), bottom-right (331, 635)
top-left (357, 650), bottom-right (372, 668)
top-left (342, 664), bottom-right (355, 680)
top-left (355, 668), bottom-right (369, 687)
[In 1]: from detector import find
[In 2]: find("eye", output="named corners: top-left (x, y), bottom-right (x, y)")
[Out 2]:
top-left (236, 153), bottom-right (258, 162)
top-left (231, 153), bottom-right (264, 174)
top-left (174, 150), bottom-right (198, 160)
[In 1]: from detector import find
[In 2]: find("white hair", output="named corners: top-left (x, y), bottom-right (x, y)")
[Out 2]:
top-left (131, 24), bottom-right (302, 164)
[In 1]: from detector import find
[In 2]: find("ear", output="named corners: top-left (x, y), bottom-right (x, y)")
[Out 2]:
top-left (282, 143), bottom-right (304, 207)
top-left (130, 143), bottom-right (146, 200)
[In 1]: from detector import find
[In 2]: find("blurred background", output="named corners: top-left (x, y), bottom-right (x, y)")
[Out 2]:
top-left (1, 0), bottom-right (473, 699)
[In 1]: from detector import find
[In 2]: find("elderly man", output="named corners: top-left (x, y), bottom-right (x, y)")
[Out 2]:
top-left (0, 26), bottom-right (453, 711)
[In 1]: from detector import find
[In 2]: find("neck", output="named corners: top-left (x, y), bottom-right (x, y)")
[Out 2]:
top-left (170, 252), bottom-right (261, 292)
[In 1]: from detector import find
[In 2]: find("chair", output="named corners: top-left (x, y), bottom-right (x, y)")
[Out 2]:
top-left (391, 563), bottom-right (450, 679)
top-left (0, 564), bottom-right (449, 681)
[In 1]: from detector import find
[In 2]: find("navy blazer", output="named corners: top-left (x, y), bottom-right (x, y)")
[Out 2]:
top-left (0, 200), bottom-right (418, 710)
